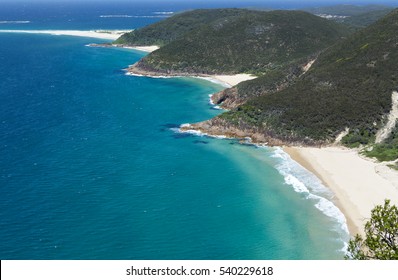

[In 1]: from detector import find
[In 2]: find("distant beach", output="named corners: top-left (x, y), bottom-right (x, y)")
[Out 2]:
top-left (0, 29), bottom-right (163, 53)
top-left (284, 146), bottom-right (398, 235)
top-left (0, 29), bottom-right (130, 40)
top-left (126, 63), bottom-right (257, 87)
top-left (198, 74), bottom-right (257, 87)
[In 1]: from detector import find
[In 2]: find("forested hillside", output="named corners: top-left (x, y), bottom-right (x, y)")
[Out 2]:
top-left (123, 9), bottom-right (350, 75)
top-left (196, 9), bottom-right (398, 148)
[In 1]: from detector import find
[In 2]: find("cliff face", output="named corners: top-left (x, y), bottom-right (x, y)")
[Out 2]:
top-left (210, 88), bottom-right (241, 110)
top-left (184, 117), bottom-right (325, 147)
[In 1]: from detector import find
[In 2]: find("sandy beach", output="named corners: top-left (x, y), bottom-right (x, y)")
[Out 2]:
top-left (0, 29), bottom-right (131, 40)
top-left (203, 74), bottom-right (257, 87)
top-left (117, 45), bottom-right (160, 53)
top-left (284, 146), bottom-right (398, 236)
top-left (126, 63), bottom-right (257, 87)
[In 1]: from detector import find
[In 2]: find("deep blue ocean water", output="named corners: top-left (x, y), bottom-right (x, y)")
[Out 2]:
top-left (0, 1), bottom-right (349, 259)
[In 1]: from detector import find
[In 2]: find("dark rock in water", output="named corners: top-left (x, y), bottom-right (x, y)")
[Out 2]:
top-left (173, 133), bottom-right (191, 139)
top-left (240, 141), bottom-right (255, 147)
top-left (193, 140), bottom-right (209, 144)
top-left (86, 43), bottom-right (113, 48)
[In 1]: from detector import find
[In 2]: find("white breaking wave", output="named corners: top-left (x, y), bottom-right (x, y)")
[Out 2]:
top-left (195, 76), bottom-right (231, 88)
top-left (270, 147), bottom-right (350, 251)
top-left (100, 15), bottom-right (133, 18)
top-left (125, 73), bottom-right (173, 79)
top-left (207, 94), bottom-right (223, 110)
top-left (172, 124), bottom-right (228, 139)
top-left (153, 12), bottom-right (174, 15)
top-left (100, 14), bottom-right (170, 18)
top-left (171, 123), bottom-right (349, 252)
top-left (0, 21), bottom-right (30, 24)
top-left (208, 94), bottom-right (215, 105)
top-left (125, 73), bottom-right (230, 90)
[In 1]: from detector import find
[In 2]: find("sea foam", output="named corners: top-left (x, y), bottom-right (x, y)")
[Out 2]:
top-left (153, 12), bottom-right (174, 15)
top-left (173, 122), bottom-right (350, 243)
top-left (270, 147), bottom-right (350, 251)
top-left (100, 15), bottom-right (133, 18)
top-left (0, 21), bottom-right (30, 24)
top-left (172, 124), bottom-right (229, 139)
top-left (100, 15), bottom-right (170, 18)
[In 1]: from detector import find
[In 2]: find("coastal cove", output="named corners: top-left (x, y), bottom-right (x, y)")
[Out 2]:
top-left (118, 34), bottom-right (398, 240)
top-left (112, 34), bottom-right (384, 243)
top-left (124, 5), bottom-right (398, 249)
top-left (0, 31), bottom-right (349, 259)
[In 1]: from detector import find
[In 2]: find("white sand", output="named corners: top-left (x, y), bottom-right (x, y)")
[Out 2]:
top-left (117, 45), bottom-right (160, 53)
top-left (137, 73), bottom-right (257, 87)
top-left (285, 146), bottom-right (398, 235)
top-left (1, 30), bottom-right (252, 84)
top-left (0, 29), bottom-right (132, 40)
top-left (210, 74), bottom-right (257, 87)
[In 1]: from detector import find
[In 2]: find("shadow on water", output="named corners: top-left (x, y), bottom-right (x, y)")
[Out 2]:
top-left (193, 140), bottom-right (209, 144)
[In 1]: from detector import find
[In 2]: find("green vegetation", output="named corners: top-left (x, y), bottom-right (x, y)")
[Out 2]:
top-left (346, 199), bottom-right (398, 260)
top-left (305, 4), bottom-right (391, 17)
top-left (342, 9), bottom-right (393, 29)
top-left (387, 163), bottom-right (398, 171)
top-left (217, 9), bottom-right (398, 145)
top-left (213, 57), bottom-right (312, 107)
top-left (119, 7), bottom-right (398, 159)
top-left (364, 123), bottom-right (398, 161)
top-left (115, 9), bottom-right (246, 46)
top-left (304, 5), bottom-right (393, 30)
top-left (341, 128), bottom-right (376, 148)
top-left (125, 9), bottom-right (350, 75)
top-left (365, 145), bottom-right (398, 162)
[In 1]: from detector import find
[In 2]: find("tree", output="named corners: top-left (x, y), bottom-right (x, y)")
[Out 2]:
top-left (345, 199), bottom-right (398, 260)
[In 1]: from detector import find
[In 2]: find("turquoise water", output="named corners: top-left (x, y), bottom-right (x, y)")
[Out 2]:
top-left (0, 2), bottom-right (349, 260)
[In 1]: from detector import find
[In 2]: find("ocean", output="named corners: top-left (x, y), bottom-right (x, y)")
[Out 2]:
top-left (0, 1), bottom-right (349, 259)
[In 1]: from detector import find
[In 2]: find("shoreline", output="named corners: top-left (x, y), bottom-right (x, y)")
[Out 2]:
top-left (0, 29), bottom-right (132, 40)
top-left (0, 30), bottom-right (160, 53)
top-left (12, 27), bottom-right (397, 239)
top-left (200, 74), bottom-right (257, 87)
top-left (284, 146), bottom-right (398, 236)
top-left (179, 122), bottom-right (398, 237)
top-left (88, 43), bottom-right (160, 53)
top-left (126, 64), bottom-right (257, 87)
top-left (121, 45), bottom-right (160, 53)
